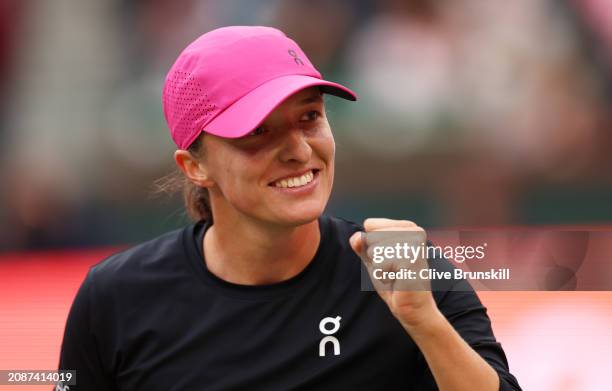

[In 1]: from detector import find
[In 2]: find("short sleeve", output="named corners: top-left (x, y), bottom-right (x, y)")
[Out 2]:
top-left (57, 270), bottom-right (116, 390)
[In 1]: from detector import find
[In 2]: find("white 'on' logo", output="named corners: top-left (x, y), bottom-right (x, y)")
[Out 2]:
top-left (319, 316), bottom-right (341, 357)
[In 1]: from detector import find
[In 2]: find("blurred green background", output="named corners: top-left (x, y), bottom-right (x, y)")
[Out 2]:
top-left (1, 0), bottom-right (612, 250)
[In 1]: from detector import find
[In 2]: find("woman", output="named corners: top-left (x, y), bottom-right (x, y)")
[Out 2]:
top-left (58, 26), bottom-right (521, 390)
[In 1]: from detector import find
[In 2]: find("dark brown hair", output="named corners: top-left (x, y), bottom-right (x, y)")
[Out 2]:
top-left (154, 134), bottom-right (212, 221)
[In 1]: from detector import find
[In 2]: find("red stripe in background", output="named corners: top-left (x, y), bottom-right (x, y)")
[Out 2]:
top-left (0, 249), bottom-right (611, 390)
top-left (0, 249), bottom-right (119, 391)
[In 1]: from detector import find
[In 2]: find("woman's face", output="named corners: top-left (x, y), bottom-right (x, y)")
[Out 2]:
top-left (202, 87), bottom-right (335, 227)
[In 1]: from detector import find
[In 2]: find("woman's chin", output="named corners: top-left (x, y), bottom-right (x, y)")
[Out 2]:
top-left (270, 203), bottom-right (325, 227)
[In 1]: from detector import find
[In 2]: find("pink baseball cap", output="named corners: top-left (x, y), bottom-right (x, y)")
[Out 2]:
top-left (162, 26), bottom-right (357, 149)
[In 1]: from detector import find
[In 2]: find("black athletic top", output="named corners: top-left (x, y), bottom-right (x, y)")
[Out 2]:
top-left (58, 215), bottom-right (521, 390)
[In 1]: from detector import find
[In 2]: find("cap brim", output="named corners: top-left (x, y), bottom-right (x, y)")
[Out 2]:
top-left (203, 75), bottom-right (357, 138)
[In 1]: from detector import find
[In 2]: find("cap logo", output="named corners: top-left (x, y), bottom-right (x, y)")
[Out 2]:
top-left (288, 49), bottom-right (304, 66)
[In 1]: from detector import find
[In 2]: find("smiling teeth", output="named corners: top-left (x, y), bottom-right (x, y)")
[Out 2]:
top-left (274, 171), bottom-right (314, 188)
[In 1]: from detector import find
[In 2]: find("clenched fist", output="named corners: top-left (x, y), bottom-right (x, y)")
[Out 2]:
top-left (349, 218), bottom-right (441, 332)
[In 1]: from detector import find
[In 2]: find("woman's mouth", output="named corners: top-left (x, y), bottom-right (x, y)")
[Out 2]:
top-left (269, 169), bottom-right (320, 189)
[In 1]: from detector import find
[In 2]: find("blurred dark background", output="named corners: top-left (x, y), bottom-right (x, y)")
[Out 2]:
top-left (1, 0), bottom-right (612, 250)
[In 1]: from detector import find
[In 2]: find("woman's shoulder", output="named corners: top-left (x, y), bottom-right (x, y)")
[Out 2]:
top-left (87, 224), bottom-right (197, 289)
top-left (320, 215), bottom-right (362, 258)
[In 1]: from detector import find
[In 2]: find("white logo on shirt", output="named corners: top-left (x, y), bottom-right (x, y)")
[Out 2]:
top-left (319, 316), bottom-right (341, 357)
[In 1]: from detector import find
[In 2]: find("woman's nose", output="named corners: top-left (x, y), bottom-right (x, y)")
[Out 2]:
top-left (278, 128), bottom-right (312, 164)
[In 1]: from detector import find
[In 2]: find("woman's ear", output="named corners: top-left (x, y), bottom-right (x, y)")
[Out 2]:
top-left (174, 150), bottom-right (215, 188)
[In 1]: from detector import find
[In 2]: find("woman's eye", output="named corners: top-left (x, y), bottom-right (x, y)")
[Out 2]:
top-left (248, 126), bottom-right (267, 136)
top-left (301, 111), bottom-right (320, 122)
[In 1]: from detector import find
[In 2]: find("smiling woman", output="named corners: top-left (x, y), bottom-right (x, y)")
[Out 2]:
top-left (178, 87), bottom-right (335, 230)
top-left (155, 90), bottom-right (327, 225)
top-left (57, 26), bottom-right (521, 390)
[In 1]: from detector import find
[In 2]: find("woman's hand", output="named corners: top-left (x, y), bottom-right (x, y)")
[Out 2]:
top-left (350, 218), bottom-right (503, 391)
top-left (349, 218), bottom-right (441, 333)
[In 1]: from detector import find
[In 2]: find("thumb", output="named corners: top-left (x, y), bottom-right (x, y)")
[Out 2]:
top-left (349, 231), bottom-right (363, 255)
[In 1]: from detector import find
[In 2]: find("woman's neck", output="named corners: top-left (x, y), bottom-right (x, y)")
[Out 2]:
top-left (203, 215), bottom-right (321, 285)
